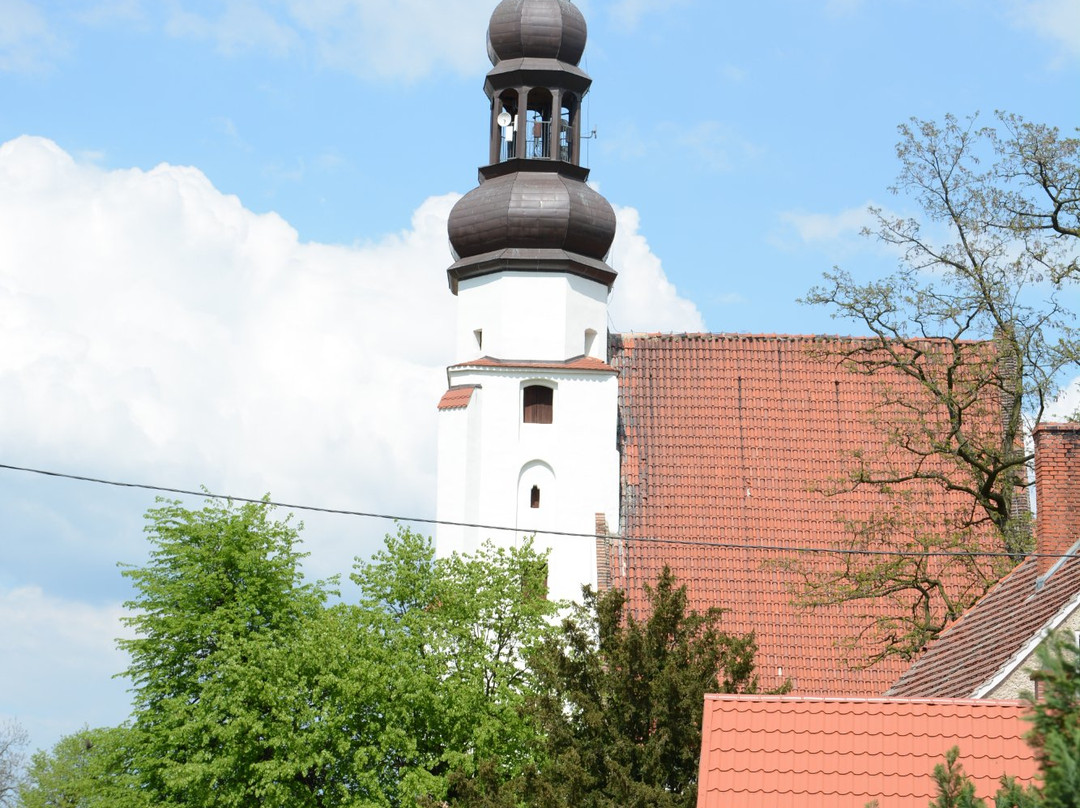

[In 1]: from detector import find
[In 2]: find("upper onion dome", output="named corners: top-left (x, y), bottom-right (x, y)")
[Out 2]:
top-left (487, 0), bottom-right (587, 66)
top-left (448, 171), bottom-right (615, 262)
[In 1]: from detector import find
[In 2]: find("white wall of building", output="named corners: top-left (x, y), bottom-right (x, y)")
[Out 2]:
top-left (436, 269), bottom-right (620, 603)
top-left (454, 272), bottom-right (610, 362)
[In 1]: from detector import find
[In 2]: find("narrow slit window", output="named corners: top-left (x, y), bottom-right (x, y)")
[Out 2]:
top-left (530, 485), bottom-right (540, 509)
top-left (474, 329), bottom-right (483, 349)
top-left (523, 385), bottom-right (553, 424)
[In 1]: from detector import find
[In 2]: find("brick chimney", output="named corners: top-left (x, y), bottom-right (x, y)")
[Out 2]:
top-left (1033, 423), bottom-right (1080, 576)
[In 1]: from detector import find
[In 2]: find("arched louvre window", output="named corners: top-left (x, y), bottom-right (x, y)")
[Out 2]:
top-left (523, 385), bottom-right (553, 424)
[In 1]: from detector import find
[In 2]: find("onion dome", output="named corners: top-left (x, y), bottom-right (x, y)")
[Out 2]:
top-left (487, 0), bottom-right (587, 66)
top-left (448, 170), bottom-right (615, 262)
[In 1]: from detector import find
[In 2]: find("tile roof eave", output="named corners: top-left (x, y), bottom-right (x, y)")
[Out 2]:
top-left (448, 355), bottom-right (617, 374)
top-left (974, 584), bottom-right (1080, 698)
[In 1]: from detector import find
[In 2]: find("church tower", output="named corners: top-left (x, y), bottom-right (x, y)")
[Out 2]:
top-left (435, 0), bottom-right (620, 603)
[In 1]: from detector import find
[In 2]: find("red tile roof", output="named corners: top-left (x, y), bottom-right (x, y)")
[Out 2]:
top-left (449, 355), bottom-right (616, 372)
top-left (606, 333), bottom-right (1006, 696)
top-left (697, 695), bottom-right (1035, 808)
top-left (437, 385), bottom-right (478, 410)
top-left (886, 547), bottom-right (1080, 698)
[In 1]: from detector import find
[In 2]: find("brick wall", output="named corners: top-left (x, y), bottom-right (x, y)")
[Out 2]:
top-left (1034, 423), bottom-right (1080, 575)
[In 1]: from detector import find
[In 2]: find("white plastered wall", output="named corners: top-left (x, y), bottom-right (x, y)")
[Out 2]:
top-left (454, 272), bottom-right (609, 361)
top-left (437, 269), bottom-right (619, 603)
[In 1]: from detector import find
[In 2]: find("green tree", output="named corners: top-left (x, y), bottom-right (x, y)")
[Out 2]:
top-left (798, 113), bottom-right (1080, 662)
top-left (118, 497), bottom-right (349, 808)
top-left (349, 527), bottom-right (558, 808)
top-left (525, 566), bottom-right (762, 808)
top-left (18, 726), bottom-right (148, 808)
top-left (930, 747), bottom-right (987, 808)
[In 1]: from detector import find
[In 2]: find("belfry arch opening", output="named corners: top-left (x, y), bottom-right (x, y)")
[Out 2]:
top-left (491, 89), bottom-right (581, 165)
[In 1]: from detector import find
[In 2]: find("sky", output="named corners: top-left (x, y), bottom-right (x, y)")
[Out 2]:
top-left (1, 0), bottom-right (1079, 757)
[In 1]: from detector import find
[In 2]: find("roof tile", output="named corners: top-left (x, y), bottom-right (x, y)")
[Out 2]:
top-left (607, 333), bottom-right (1007, 696)
top-left (698, 695), bottom-right (1035, 808)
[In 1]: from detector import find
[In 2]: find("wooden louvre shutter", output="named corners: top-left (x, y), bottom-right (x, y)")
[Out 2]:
top-left (523, 385), bottom-right (553, 424)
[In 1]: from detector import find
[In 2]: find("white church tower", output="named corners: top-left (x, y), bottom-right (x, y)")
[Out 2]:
top-left (435, 0), bottom-right (620, 604)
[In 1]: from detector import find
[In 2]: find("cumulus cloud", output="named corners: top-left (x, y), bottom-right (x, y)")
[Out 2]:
top-left (0, 136), bottom-right (699, 561)
top-left (608, 205), bottom-right (705, 333)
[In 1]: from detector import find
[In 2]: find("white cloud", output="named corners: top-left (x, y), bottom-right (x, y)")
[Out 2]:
top-left (780, 204), bottom-right (876, 243)
top-left (608, 205), bottom-right (706, 333)
top-left (1048, 375), bottom-right (1080, 421)
top-left (0, 586), bottom-right (131, 752)
top-left (0, 0), bottom-right (62, 72)
top-left (167, 0), bottom-right (298, 57)
top-left (665, 121), bottom-right (762, 174)
top-left (0, 135), bottom-right (699, 564)
top-left (164, 0), bottom-right (493, 81)
top-left (1012, 0), bottom-right (1080, 62)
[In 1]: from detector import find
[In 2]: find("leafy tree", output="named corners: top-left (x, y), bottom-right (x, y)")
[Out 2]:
top-left (118, 497), bottom-right (349, 808)
top-left (18, 726), bottom-right (148, 808)
top-left (798, 113), bottom-right (1080, 662)
top-left (0, 719), bottom-right (27, 808)
top-left (525, 566), bottom-right (761, 808)
top-left (349, 527), bottom-right (558, 808)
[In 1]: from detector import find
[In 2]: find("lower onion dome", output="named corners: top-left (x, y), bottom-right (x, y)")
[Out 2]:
top-left (448, 171), bottom-right (616, 262)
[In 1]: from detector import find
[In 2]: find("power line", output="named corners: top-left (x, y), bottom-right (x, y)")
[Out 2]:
top-left (0, 461), bottom-right (1070, 561)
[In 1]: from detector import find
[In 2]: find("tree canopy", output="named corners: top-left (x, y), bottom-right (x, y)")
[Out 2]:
top-left (524, 567), bottom-right (763, 808)
top-left (21, 499), bottom-right (748, 808)
top-left (798, 112), bottom-right (1080, 663)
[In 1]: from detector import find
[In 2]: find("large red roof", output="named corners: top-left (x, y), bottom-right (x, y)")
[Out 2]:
top-left (697, 695), bottom-right (1035, 808)
top-left (605, 333), bottom-right (1007, 696)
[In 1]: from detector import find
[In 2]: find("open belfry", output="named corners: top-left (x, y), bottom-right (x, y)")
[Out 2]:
top-left (436, 0), bottom-right (1014, 697)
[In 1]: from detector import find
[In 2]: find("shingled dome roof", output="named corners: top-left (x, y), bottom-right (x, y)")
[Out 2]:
top-left (448, 170), bottom-right (615, 262)
top-left (487, 0), bottom-right (587, 66)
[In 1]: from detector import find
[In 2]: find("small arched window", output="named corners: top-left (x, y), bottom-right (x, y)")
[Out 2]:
top-left (530, 485), bottom-right (540, 509)
top-left (523, 385), bottom-right (553, 424)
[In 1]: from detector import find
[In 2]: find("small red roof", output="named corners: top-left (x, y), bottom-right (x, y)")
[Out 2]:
top-left (437, 385), bottom-right (478, 410)
top-left (606, 333), bottom-right (1006, 696)
top-left (449, 355), bottom-right (616, 372)
top-left (698, 695), bottom-right (1036, 808)
top-left (887, 547), bottom-right (1080, 698)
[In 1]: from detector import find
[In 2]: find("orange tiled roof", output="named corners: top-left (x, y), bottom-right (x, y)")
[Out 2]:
top-left (606, 333), bottom-right (1005, 696)
top-left (697, 695), bottom-right (1035, 808)
top-left (437, 385), bottom-right (478, 410)
top-left (887, 544), bottom-right (1080, 698)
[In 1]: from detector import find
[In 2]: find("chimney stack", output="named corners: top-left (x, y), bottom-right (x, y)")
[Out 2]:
top-left (1033, 423), bottom-right (1080, 576)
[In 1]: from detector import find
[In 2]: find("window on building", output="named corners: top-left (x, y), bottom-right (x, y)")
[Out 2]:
top-left (530, 485), bottom-right (540, 508)
top-left (523, 385), bottom-right (553, 424)
top-left (474, 328), bottom-right (483, 349)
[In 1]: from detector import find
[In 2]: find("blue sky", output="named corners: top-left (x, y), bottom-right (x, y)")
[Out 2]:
top-left (2, 0), bottom-right (1079, 756)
